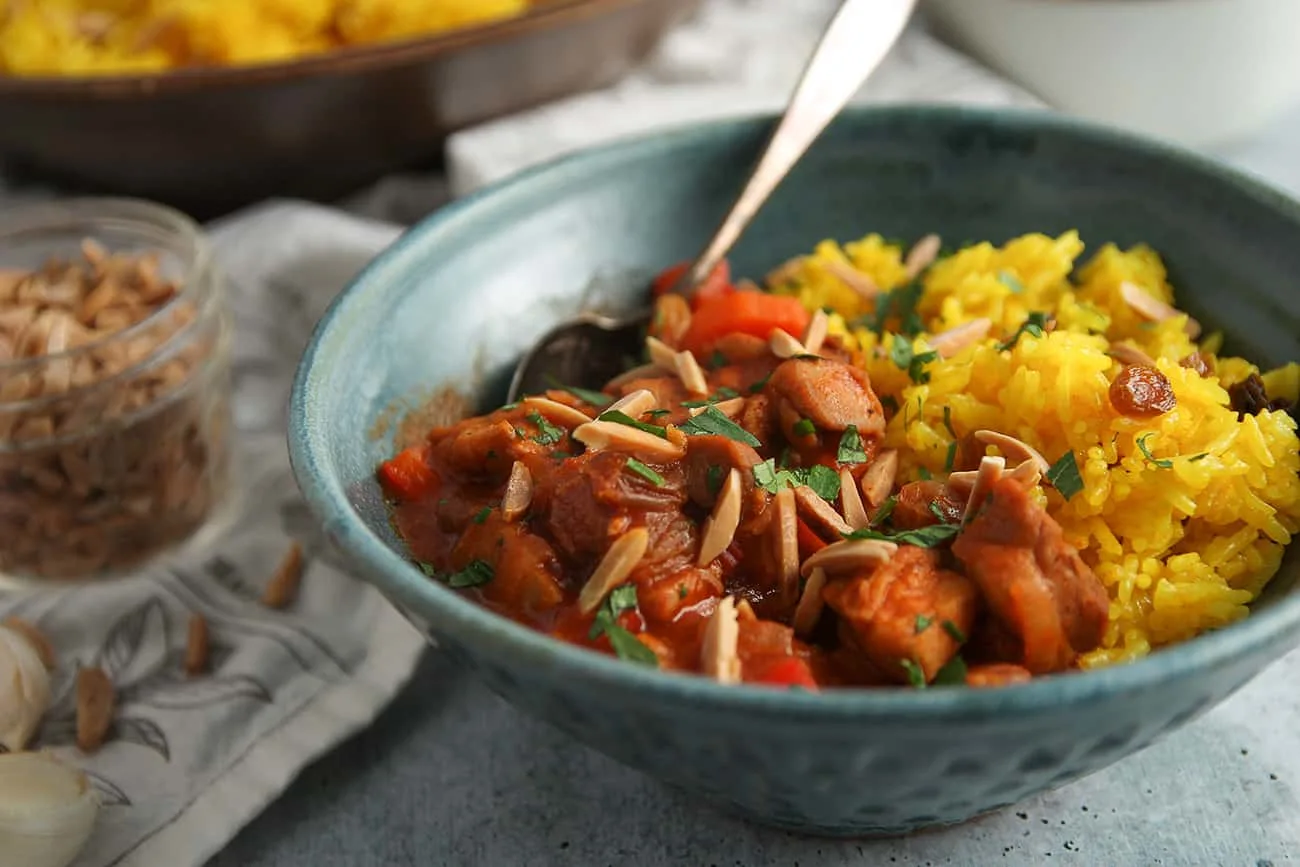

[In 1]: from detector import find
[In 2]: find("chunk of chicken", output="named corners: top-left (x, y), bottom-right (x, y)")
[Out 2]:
top-left (682, 433), bottom-right (765, 511)
top-left (892, 480), bottom-right (964, 530)
top-left (535, 451), bottom-right (685, 562)
top-left (822, 546), bottom-right (978, 686)
top-left (951, 476), bottom-right (1109, 674)
top-left (765, 357), bottom-right (887, 436)
top-left (451, 512), bottom-right (565, 614)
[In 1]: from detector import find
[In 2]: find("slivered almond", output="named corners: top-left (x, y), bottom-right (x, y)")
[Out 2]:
top-left (577, 527), bottom-right (650, 614)
top-left (859, 450), bottom-right (899, 507)
top-left (1007, 459), bottom-right (1042, 488)
top-left (76, 666), bottom-right (114, 754)
top-left (502, 461), bottom-right (534, 521)
top-left (698, 469), bottom-right (742, 566)
top-left (573, 420), bottom-right (685, 462)
top-left (773, 488), bottom-right (800, 602)
top-left (904, 233), bottom-right (942, 279)
top-left (802, 308), bottom-right (830, 355)
top-left (735, 598), bottom-right (758, 622)
top-left (766, 257), bottom-right (806, 287)
top-left (824, 259), bottom-right (879, 300)
top-left (963, 455), bottom-right (1006, 520)
top-left (1107, 342), bottom-right (1158, 368)
top-left (263, 542), bottom-right (304, 609)
top-left (769, 329), bottom-right (809, 359)
top-left (701, 595), bottom-right (741, 684)
top-left (523, 396), bottom-right (593, 428)
top-left (929, 318), bottom-right (992, 358)
top-left (974, 430), bottom-right (1050, 475)
top-left (800, 539), bottom-right (898, 578)
top-left (654, 293), bottom-right (692, 345)
top-left (792, 567), bottom-right (828, 636)
top-left (688, 397), bottom-right (745, 418)
top-left (2, 617), bottom-right (55, 670)
top-left (794, 485), bottom-right (852, 537)
top-left (675, 348), bottom-right (709, 396)
top-left (605, 363), bottom-right (663, 389)
top-left (645, 335), bottom-right (678, 370)
top-left (604, 388), bottom-right (657, 418)
top-left (185, 614), bottom-right (209, 676)
top-left (839, 468), bottom-right (870, 530)
top-left (1120, 281), bottom-right (1201, 338)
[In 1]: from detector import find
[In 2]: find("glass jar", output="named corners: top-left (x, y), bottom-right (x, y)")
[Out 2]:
top-left (0, 199), bottom-right (232, 583)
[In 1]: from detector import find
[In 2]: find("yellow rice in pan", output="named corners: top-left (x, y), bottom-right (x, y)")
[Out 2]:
top-left (768, 232), bottom-right (1300, 667)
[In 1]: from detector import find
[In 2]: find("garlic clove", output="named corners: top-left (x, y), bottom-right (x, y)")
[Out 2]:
top-left (0, 624), bottom-right (52, 752)
top-left (0, 751), bottom-right (99, 867)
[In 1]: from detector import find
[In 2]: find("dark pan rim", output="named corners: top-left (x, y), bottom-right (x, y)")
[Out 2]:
top-left (0, 0), bottom-right (670, 98)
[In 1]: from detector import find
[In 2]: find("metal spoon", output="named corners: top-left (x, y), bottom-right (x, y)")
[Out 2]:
top-left (507, 0), bottom-right (918, 403)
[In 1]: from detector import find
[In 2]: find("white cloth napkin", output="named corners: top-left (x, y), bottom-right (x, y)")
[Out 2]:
top-left (446, 0), bottom-right (1043, 195)
top-left (0, 203), bottom-right (426, 867)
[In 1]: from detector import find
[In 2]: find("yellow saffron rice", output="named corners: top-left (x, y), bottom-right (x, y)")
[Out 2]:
top-left (769, 231), bottom-right (1300, 667)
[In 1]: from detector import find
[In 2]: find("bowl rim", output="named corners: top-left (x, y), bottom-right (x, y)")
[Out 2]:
top-left (0, 0), bottom-right (669, 97)
top-left (289, 103), bottom-right (1300, 720)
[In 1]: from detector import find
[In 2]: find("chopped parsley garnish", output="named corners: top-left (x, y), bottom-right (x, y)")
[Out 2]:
top-left (914, 614), bottom-right (933, 634)
top-left (928, 501), bottom-right (951, 523)
top-left (837, 425), bottom-right (867, 464)
top-left (900, 658), bottom-right (927, 689)
top-left (792, 417), bottom-right (816, 437)
top-left (588, 583), bottom-right (658, 667)
top-left (709, 349), bottom-right (729, 369)
top-left (932, 655), bottom-right (968, 687)
top-left (526, 412), bottom-right (566, 445)
top-left (943, 441), bottom-right (957, 473)
top-left (843, 524), bottom-right (960, 548)
top-left (445, 559), bottom-right (495, 588)
top-left (1188, 452), bottom-right (1210, 462)
top-left (917, 466), bottom-right (932, 481)
top-left (941, 405), bottom-right (956, 438)
top-left (543, 377), bottom-right (612, 407)
top-left (753, 460), bottom-right (840, 500)
top-left (676, 583), bottom-right (689, 600)
top-left (679, 405), bottom-right (761, 446)
top-left (1046, 450), bottom-right (1084, 500)
top-left (805, 464), bottom-right (841, 501)
top-left (753, 459), bottom-right (801, 494)
top-left (473, 507), bottom-right (491, 524)
top-left (997, 270), bottom-right (1025, 294)
top-left (625, 458), bottom-right (665, 486)
top-left (681, 387), bottom-right (740, 408)
top-left (499, 402), bottom-right (520, 411)
top-left (417, 561), bottom-right (436, 577)
top-left (998, 311), bottom-right (1052, 351)
top-left (599, 409), bottom-right (668, 439)
top-left (645, 409), bottom-right (671, 418)
top-left (705, 464), bottom-right (725, 496)
top-left (862, 281), bottom-right (925, 337)
top-left (870, 496), bottom-right (897, 527)
top-left (889, 338), bottom-right (939, 384)
top-left (748, 372), bottom-right (773, 394)
top-left (942, 620), bottom-right (967, 643)
top-left (1136, 433), bottom-right (1173, 469)
top-left (550, 450), bottom-right (573, 460)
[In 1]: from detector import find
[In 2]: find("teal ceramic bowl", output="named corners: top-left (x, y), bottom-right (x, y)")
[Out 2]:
top-left (288, 105), bottom-right (1300, 836)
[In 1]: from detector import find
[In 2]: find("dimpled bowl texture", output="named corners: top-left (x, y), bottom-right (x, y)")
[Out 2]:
top-left (288, 105), bottom-right (1300, 836)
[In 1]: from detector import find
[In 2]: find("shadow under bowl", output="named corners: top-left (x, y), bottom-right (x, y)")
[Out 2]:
top-left (287, 104), bottom-right (1300, 836)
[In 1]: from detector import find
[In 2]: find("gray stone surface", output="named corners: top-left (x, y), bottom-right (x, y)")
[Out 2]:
top-left (208, 647), bottom-right (1299, 867)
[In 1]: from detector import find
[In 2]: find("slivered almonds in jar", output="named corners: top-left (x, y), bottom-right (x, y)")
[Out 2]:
top-left (0, 203), bottom-right (230, 581)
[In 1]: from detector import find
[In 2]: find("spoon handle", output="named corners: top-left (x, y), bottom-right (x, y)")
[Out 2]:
top-left (682, 0), bottom-right (918, 291)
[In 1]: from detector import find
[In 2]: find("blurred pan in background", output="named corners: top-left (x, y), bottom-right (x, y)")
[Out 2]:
top-left (0, 0), bottom-right (703, 218)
